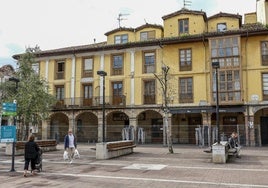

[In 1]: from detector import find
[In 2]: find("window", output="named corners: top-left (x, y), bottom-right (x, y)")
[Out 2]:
top-left (179, 19), bottom-right (189, 34)
top-left (211, 37), bottom-right (239, 58)
top-left (55, 85), bottom-right (64, 106)
top-left (55, 61), bottom-right (65, 79)
top-left (210, 36), bottom-right (241, 103)
top-left (140, 31), bottom-right (155, 41)
top-left (112, 81), bottom-right (123, 105)
top-left (179, 49), bottom-right (192, 71)
top-left (32, 63), bottom-right (39, 74)
top-left (217, 23), bottom-right (227, 32)
top-left (262, 73), bottom-right (268, 100)
top-left (112, 54), bottom-right (123, 75)
top-left (179, 77), bottom-right (193, 103)
top-left (144, 80), bottom-right (155, 104)
top-left (83, 84), bottom-right (93, 106)
top-left (143, 51), bottom-right (155, 73)
top-left (114, 34), bottom-right (128, 44)
top-left (83, 58), bottom-right (93, 77)
top-left (261, 41), bottom-right (268, 65)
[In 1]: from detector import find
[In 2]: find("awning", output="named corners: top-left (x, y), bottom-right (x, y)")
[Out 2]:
top-left (170, 106), bottom-right (245, 114)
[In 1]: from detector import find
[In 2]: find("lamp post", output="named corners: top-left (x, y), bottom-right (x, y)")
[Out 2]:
top-left (97, 70), bottom-right (107, 143)
top-left (212, 62), bottom-right (220, 144)
top-left (8, 77), bottom-right (20, 172)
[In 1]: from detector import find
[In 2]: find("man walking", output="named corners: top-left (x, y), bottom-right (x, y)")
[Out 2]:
top-left (64, 129), bottom-right (77, 164)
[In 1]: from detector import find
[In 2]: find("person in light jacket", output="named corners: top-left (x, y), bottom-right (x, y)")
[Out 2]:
top-left (64, 129), bottom-right (77, 164)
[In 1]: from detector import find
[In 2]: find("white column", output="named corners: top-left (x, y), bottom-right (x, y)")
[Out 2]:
top-left (130, 51), bottom-right (135, 105)
top-left (99, 54), bottom-right (105, 101)
top-left (71, 55), bottom-right (76, 105)
top-left (45, 59), bottom-right (49, 81)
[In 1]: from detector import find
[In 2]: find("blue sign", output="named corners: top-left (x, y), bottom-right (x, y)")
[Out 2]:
top-left (2, 103), bottom-right (17, 116)
top-left (0, 126), bottom-right (17, 142)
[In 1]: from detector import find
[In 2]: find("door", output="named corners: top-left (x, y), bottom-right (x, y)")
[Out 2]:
top-left (261, 117), bottom-right (268, 145)
top-left (151, 118), bottom-right (163, 143)
top-left (112, 81), bottom-right (123, 105)
top-left (188, 117), bottom-right (202, 144)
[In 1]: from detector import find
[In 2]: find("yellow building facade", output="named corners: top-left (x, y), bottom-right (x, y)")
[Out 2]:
top-left (15, 2), bottom-right (268, 147)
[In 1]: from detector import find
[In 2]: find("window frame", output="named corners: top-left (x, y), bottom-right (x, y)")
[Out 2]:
top-left (55, 60), bottom-right (65, 80)
top-left (143, 51), bottom-right (156, 73)
top-left (82, 57), bottom-right (93, 78)
top-left (210, 36), bottom-right (242, 104)
top-left (140, 30), bottom-right (156, 41)
top-left (217, 23), bottom-right (227, 32)
top-left (261, 41), bottom-right (268, 66)
top-left (114, 34), bottom-right (128, 44)
top-left (262, 73), bottom-right (268, 100)
top-left (112, 81), bottom-right (124, 105)
top-left (55, 85), bottom-right (65, 101)
top-left (143, 79), bottom-right (156, 104)
top-left (111, 54), bottom-right (124, 75)
top-left (83, 83), bottom-right (93, 106)
top-left (179, 48), bottom-right (192, 71)
top-left (179, 77), bottom-right (193, 103)
top-left (178, 18), bottom-right (189, 34)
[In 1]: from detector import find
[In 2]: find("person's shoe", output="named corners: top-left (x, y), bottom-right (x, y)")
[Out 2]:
top-left (69, 160), bottom-right (73, 164)
top-left (23, 170), bottom-right (27, 177)
top-left (31, 170), bottom-right (37, 175)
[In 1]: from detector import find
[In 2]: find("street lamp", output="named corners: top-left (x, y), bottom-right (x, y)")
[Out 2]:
top-left (97, 70), bottom-right (107, 143)
top-left (212, 62), bottom-right (220, 144)
top-left (8, 77), bottom-right (20, 172)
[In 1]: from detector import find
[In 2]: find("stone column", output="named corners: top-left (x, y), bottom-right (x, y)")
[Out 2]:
top-left (129, 116), bottom-right (137, 142)
top-left (42, 119), bottom-right (50, 140)
top-left (202, 112), bottom-right (212, 146)
top-left (69, 116), bottom-right (76, 134)
top-left (97, 110), bottom-right (106, 142)
top-left (245, 115), bottom-right (255, 146)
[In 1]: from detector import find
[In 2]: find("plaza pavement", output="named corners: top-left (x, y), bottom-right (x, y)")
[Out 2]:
top-left (0, 143), bottom-right (268, 188)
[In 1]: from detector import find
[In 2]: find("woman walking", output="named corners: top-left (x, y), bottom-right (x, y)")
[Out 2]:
top-left (23, 134), bottom-right (40, 177)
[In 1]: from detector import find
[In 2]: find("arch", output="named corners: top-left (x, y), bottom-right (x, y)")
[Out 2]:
top-left (106, 110), bottom-right (130, 141)
top-left (49, 112), bottom-right (69, 142)
top-left (75, 111), bottom-right (98, 142)
top-left (137, 110), bottom-right (163, 143)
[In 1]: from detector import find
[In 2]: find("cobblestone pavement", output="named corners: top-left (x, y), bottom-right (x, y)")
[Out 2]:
top-left (1, 143), bottom-right (268, 188)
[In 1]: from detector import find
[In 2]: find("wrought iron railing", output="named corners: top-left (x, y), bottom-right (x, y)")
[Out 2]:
top-left (52, 95), bottom-right (126, 109)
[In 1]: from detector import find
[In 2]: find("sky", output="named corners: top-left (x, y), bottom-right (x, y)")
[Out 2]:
top-left (0, 0), bottom-right (256, 67)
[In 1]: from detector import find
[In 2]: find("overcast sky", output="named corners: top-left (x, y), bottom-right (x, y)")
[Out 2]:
top-left (0, 0), bottom-right (256, 67)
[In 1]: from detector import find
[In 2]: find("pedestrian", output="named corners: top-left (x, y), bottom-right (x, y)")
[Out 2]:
top-left (23, 134), bottom-right (40, 177)
top-left (228, 132), bottom-right (241, 158)
top-left (64, 129), bottom-right (77, 164)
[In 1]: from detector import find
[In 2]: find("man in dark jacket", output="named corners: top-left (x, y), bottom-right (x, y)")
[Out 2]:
top-left (24, 134), bottom-right (40, 177)
top-left (64, 129), bottom-right (77, 164)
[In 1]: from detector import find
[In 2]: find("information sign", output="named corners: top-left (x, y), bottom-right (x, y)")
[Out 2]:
top-left (0, 125), bottom-right (17, 142)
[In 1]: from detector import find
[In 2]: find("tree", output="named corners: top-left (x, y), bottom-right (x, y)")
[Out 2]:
top-left (3, 49), bottom-right (56, 140)
top-left (154, 65), bottom-right (174, 153)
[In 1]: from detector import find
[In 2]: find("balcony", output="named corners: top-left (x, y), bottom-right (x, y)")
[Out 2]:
top-left (179, 93), bottom-right (193, 103)
top-left (52, 95), bottom-right (126, 109)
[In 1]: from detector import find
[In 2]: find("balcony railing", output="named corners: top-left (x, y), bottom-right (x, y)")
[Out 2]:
top-left (52, 95), bottom-right (126, 109)
top-left (179, 93), bottom-right (193, 103)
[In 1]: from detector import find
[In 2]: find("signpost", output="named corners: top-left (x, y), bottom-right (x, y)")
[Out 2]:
top-left (1, 102), bottom-right (17, 171)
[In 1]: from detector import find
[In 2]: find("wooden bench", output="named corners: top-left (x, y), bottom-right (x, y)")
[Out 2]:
top-left (107, 141), bottom-right (136, 151)
top-left (5, 139), bottom-right (57, 155)
top-left (96, 140), bottom-right (136, 159)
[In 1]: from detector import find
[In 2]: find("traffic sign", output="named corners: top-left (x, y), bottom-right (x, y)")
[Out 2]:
top-left (0, 125), bottom-right (17, 143)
